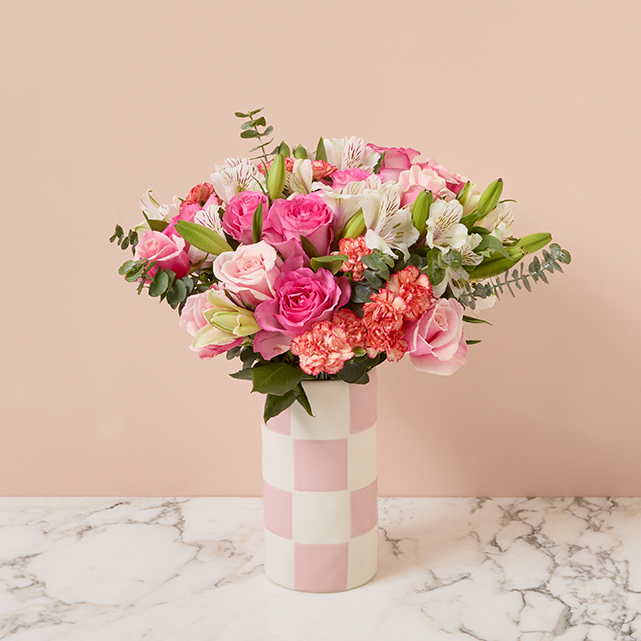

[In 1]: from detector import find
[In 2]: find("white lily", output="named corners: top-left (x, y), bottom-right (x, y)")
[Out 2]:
top-left (426, 199), bottom-right (468, 253)
top-left (361, 184), bottom-right (419, 259)
top-left (210, 158), bottom-right (265, 203)
top-left (135, 192), bottom-right (180, 235)
top-left (139, 190), bottom-right (166, 220)
top-left (324, 136), bottom-right (379, 170)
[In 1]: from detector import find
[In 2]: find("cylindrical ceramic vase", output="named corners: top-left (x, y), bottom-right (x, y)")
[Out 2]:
top-left (261, 370), bottom-right (378, 592)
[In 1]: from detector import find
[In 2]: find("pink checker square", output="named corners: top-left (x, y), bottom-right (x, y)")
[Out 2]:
top-left (350, 478), bottom-right (378, 538)
top-left (265, 408), bottom-right (291, 435)
top-left (293, 439), bottom-right (348, 491)
top-left (349, 371), bottom-right (377, 434)
top-left (263, 480), bottom-right (292, 539)
top-left (294, 543), bottom-right (348, 593)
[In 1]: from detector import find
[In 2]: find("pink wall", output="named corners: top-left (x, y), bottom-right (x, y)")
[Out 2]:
top-left (1, 0), bottom-right (640, 496)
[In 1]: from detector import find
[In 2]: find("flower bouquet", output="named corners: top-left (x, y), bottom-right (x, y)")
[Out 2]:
top-left (111, 108), bottom-right (570, 592)
top-left (111, 108), bottom-right (570, 420)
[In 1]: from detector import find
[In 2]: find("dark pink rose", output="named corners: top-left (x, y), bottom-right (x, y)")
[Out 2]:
top-left (253, 256), bottom-right (351, 358)
top-left (263, 194), bottom-right (334, 258)
top-left (404, 298), bottom-right (468, 375)
top-left (222, 191), bottom-right (270, 245)
top-left (327, 168), bottom-right (373, 190)
top-left (163, 194), bottom-right (219, 241)
top-left (135, 230), bottom-right (190, 279)
top-left (366, 144), bottom-right (421, 182)
top-left (417, 159), bottom-right (468, 196)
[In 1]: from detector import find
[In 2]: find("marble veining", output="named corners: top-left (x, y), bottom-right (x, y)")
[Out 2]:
top-left (1, 497), bottom-right (640, 640)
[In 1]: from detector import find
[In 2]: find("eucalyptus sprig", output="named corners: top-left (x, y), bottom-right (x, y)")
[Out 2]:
top-left (110, 225), bottom-right (138, 254)
top-left (459, 243), bottom-right (572, 308)
top-left (235, 108), bottom-right (274, 167)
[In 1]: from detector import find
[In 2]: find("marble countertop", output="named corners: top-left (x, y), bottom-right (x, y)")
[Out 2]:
top-left (1, 497), bottom-right (640, 640)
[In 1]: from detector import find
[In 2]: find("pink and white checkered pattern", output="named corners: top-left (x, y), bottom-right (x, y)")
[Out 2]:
top-left (262, 371), bottom-right (378, 593)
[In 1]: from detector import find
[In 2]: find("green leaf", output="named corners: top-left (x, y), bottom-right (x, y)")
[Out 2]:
top-left (253, 116), bottom-right (266, 127)
top-left (336, 358), bottom-right (369, 383)
top-left (234, 111), bottom-right (248, 118)
top-left (252, 202), bottom-right (263, 244)
top-left (149, 270), bottom-right (169, 297)
top-left (363, 270), bottom-right (383, 289)
top-left (361, 252), bottom-right (388, 272)
top-left (475, 233), bottom-right (511, 259)
top-left (118, 260), bottom-right (138, 276)
top-left (225, 345), bottom-right (243, 360)
top-left (315, 137), bottom-right (327, 162)
top-left (175, 220), bottom-right (232, 255)
top-left (462, 315), bottom-right (492, 326)
top-left (263, 391), bottom-right (297, 423)
top-left (229, 368), bottom-right (254, 381)
top-left (166, 279), bottom-right (187, 307)
top-left (438, 249), bottom-right (463, 270)
top-left (427, 251), bottom-right (446, 287)
top-left (300, 236), bottom-right (319, 258)
top-left (181, 276), bottom-right (195, 294)
top-left (310, 254), bottom-right (347, 274)
top-left (293, 144), bottom-right (307, 159)
top-left (251, 363), bottom-right (303, 396)
top-left (125, 263), bottom-right (146, 282)
top-left (263, 125), bottom-right (273, 136)
top-left (466, 339), bottom-right (482, 345)
top-left (293, 383), bottom-right (314, 417)
top-left (372, 151), bottom-right (386, 175)
top-left (248, 108), bottom-right (264, 116)
top-left (240, 129), bottom-right (261, 139)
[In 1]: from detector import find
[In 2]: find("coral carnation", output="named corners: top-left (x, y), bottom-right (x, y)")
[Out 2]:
top-left (362, 289), bottom-right (408, 359)
top-left (386, 266), bottom-right (433, 321)
top-left (181, 182), bottom-right (216, 212)
top-left (291, 321), bottom-right (354, 376)
top-left (331, 308), bottom-right (367, 347)
top-left (339, 236), bottom-right (373, 281)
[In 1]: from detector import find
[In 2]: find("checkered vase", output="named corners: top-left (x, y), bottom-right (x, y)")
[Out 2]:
top-left (261, 370), bottom-right (378, 592)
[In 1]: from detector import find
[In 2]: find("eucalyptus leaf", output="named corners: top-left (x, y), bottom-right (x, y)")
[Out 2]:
top-left (149, 270), bottom-right (169, 297)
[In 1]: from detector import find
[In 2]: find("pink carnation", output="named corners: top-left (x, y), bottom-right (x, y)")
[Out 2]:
top-left (386, 266), bottom-right (433, 321)
top-left (338, 236), bottom-right (372, 281)
top-left (291, 321), bottom-right (354, 376)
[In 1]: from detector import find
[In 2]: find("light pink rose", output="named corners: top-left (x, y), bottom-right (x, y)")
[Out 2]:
top-left (179, 290), bottom-right (241, 360)
top-left (213, 241), bottom-right (283, 308)
top-left (253, 256), bottom-right (351, 358)
top-left (135, 230), bottom-right (190, 279)
top-left (222, 191), bottom-right (270, 245)
top-left (397, 165), bottom-right (450, 207)
top-left (366, 144), bottom-right (421, 182)
top-left (417, 160), bottom-right (468, 196)
top-left (404, 298), bottom-right (468, 375)
top-left (328, 168), bottom-right (372, 190)
top-left (263, 194), bottom-right (334, 258)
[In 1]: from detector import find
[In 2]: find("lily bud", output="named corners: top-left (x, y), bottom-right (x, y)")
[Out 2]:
top-left (267, 154), bottom-right (287, 200)
top-left (411, 190), bottom-right (432, 236)
top-left (341, 210), bottom-right (366, 239)
top-left (278, 141), bottom-right (291, 156)
top-left (293, 144), bottom-right (308, 160)
top-left (477, 178), bottom-right (503, 216)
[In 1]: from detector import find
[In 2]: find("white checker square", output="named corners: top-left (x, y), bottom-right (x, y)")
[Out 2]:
top-left (261, 425), bottom-right (294, 491)
top-left (348, 424), bottom-right (377, 491)
top-left (291, 380), bottom-right (350, 440)
top-left (263, 528), bottom-right (295, 590)
top-left (292, 490), bottom-right (350, 544)
top-left (347, 525), bottom-right (378, 589)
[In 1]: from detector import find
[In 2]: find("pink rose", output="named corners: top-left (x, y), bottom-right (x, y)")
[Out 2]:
top-left (417, 160), bottom-right (468, 196)
top-left (253, 256), bottom-right (351, 358)
top-left (396, 165), bottom-right (450, 207)
top-left (328, 168), bottom-right (373, 190)
top-left (222, 191), bottom-right (270, 245)
top-left (163, 194), bottom-right (219, 241)
top-left (179, 290), bottom-right (241, 360)
top-left (213, 241), bottom-right (282, 308)
top-left (366, 144), bottom-right (421, 182)
top-left (404, 298), bottom-right (468, 375)
top-left (135, 230), bottom-right (190, 279)
top-left (264, 194), bottom-right (334, 258)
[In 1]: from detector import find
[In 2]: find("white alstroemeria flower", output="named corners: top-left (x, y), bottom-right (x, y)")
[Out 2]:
top-left (426, 199), bottom-right (468, 253)
top-left (187, 204), bottom-right (226, 267)
top-left (210, 158), bottom-right (264, 204)
top-left (481, 202), bottom-right (514, 240)
top-left (460, 233), bottom-right (483, 266)
top-left (324, 137), bottom-right (379, 170)
top-left (432, 265), bottom-right (470, 298)
top-left (361, 184), bottom-right (419, 259)
top-left (287, 159), bottom-right (314, 195)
